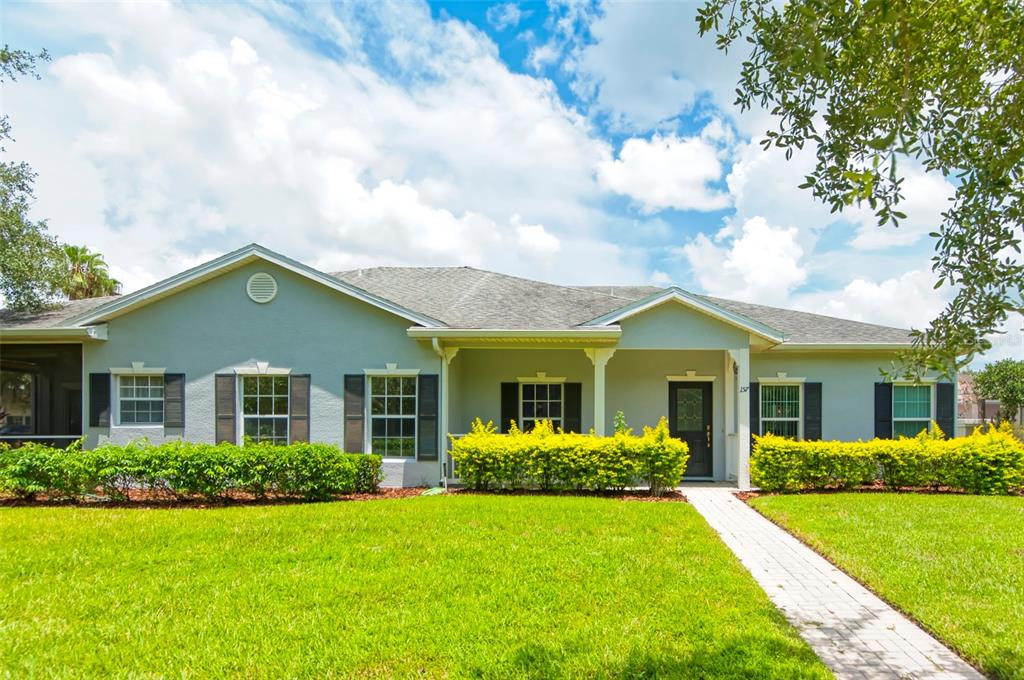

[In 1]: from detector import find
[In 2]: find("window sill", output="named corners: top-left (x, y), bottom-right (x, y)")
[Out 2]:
top-left (381, 457), bottom-right (419, 463)
top-left (112, 424), bottom-right (165, 430)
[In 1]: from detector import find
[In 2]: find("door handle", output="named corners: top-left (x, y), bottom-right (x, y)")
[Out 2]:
top-left (706, 425), bottom-right (711, 448)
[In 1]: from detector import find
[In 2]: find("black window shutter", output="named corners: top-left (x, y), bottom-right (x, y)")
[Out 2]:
top-left (803, 382), bottom-right (822, 441)
top-left (289, 374), bottom-right (311, 443)
top-left (500, 382), bottom-right (518, 433)
top-left (874, 382), bottom-right (893, 439)
top-left (89, 373), bottom-right (111, 428)
top-left (748, 381), bottom-right (759, 446)
top-left (344, 374), bottom-right (365, 453)
top-left (668, 382), bottom-right (678, 434)
top-left (563, 382), bottom-right (582, 433)
top-left (936, 382), bottom-right (954, 439)
top-left (164, 373), bottom-right (186, 428)
top-left (418, 374), bottom-right (439, 460)
top-left (215, 374), bottom-right (236, 444)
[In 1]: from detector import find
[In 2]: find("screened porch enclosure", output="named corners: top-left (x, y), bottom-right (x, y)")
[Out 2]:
top-left (0, 343), bottom-right (83, 446)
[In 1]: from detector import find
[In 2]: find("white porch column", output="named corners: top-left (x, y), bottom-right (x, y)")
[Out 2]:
top-left (724, 351), bottom-right (737, 482)
top-left (584, 348), bottom-right (616, 436)
top-left (731, 347), bottom-right (751, 489)
top-left (433, 339), bottom-right (459, 482)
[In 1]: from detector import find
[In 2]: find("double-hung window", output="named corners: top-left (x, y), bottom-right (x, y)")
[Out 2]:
top-left (118, 375), bottom-right (164, 425)
top-left (892, 384), bottom-right (932, 437)
top-left (241, 376), bottom-right (289, 444)
top-left (369, 376), bottom-right (416, 457)
top-left (760, 384), bottom-right (801, 439)
top-left (521, 382), bottom-right (562, 431)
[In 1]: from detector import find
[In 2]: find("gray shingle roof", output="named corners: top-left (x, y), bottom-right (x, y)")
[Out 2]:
top-left (699, 296), bottom-right (914, 345)
top-left (0, 296), bottom-right (119, 330)
top-left (0, 265), bottom-right (913, 345)
top-left (335, 267), bottom-right (913, 344)
top-left (331, 267), bottom-right (641, 330)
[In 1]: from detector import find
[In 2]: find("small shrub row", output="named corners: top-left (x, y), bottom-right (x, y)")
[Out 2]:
top-left (450, 417), bottom-right (689, 495)
top-left (751, 422), bottom-right (1024, 494)
top-left (0, 439), bottom-right (383, 502)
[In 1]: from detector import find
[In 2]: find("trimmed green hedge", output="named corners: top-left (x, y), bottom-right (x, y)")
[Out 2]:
top-left (0, 440), bottom-right (383, 502)
top-left (450, 417), bottom-right (689, 495)
top-left (751, 423), bottom-right (1024, 494)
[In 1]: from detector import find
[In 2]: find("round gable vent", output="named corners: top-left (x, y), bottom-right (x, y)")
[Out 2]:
top-left (246, 272), bottom-right (278, 303)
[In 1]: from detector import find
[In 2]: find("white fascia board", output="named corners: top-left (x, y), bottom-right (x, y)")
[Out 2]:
top-left (0, 324), bottom-right (107, 341)
top-left (407, 327), bottom-right (622, 339)
top-left (64, 244), bottom-right (445, 328)
top-left (768, 342), bottom-right (912, 352)
top-left (583, 288), bottom-right (786, 344)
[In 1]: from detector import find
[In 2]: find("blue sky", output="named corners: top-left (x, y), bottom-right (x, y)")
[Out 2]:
top-left (4, 1), bottom-right (1020, 360)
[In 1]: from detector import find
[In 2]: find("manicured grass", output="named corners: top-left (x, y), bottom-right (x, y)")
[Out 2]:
top-left (0, 496), bottom-right (828, 678)
top-left (751, 493), bottom-right (1024, 679)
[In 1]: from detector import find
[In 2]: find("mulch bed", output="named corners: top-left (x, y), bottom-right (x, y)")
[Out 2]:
top-left (0, 487), bottom-right (693, 508)
top-left (447, 488), bottom-right (687, 502)
top-left (735, 482), bottom-right (1023, 501)
top-left (0, 487), bottom-right (427, 509)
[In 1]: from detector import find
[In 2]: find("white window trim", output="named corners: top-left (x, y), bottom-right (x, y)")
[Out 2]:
top-left (365, 374), bottom-right (419, 460)
top-left (759, 382), bottom-right (804, 439)
top-left (234, 361), bottom-right (291, 376)
top-left (757, 372), bottom-right (806, 384)
top-left (113, 374), bottom-right (165, 428)
top-left (109, 362), bottom-right (165, 375)
top-left (515, 372), bottom-right (566, 383)
top-left (519, 381), bottom-right (565, 431)
top-left (892, 382), bottom-right (936, 437)
top-left (237, 374), bottom-right (290, 444)
top-left (667, 371), bottom-right (717, 382)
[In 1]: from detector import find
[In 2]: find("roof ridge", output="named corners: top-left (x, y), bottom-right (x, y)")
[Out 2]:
top-left (455, 265), bottom-right (596, 294)
top-left (561, 283), bottom-right (662, 303)
top-left (336, 266), bottom-right (657, 303)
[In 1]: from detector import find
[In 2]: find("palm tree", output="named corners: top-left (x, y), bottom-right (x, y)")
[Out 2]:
top-left (61, 245), bottom-right (121, 300)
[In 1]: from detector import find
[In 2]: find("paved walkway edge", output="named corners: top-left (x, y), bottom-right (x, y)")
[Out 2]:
top-left (683, 488), bottom-right (984, 680)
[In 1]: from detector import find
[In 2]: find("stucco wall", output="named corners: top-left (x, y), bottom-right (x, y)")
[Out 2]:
top-left (82, 260), bottom-right (442, 487)
top-left (750, 351), bottom-right (901, 441)
top-left (616, 302), bottom-right (750, 350)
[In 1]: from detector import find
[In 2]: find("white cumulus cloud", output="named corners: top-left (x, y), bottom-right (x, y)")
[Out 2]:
top-left (598, 132), bottom-right (730, 213)
top-left (513, 215), bottom-right (561, 260)
top-left (681, 216), bottom-right (807, 304)
top-left (3, 0), bottom-right (656, 292)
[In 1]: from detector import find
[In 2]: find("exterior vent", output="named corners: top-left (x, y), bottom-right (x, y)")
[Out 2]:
top-left (246, 273), bottom-right (278, 303)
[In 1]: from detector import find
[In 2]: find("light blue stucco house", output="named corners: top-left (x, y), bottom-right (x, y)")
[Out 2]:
top-left (0, 244), bottom-right (955, 487)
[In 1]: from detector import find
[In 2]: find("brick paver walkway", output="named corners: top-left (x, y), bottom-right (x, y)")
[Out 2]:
top-left (684, 487), bottom-right (983, 679)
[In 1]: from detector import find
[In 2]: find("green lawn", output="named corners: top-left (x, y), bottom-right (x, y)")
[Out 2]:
top-left (0, 496), bottom-right (828, 678)
top-left (751, 493), bottom-right (1024, 679)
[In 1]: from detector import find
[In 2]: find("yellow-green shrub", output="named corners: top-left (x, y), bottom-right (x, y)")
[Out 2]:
top-left (752, 422), bottom-right (1024, 494)
top-left (450, 417), bottom-right (689, 495)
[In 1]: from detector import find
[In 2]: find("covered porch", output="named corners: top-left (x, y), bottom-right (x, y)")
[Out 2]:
top-left (427, 335), bottom-right (752, 487)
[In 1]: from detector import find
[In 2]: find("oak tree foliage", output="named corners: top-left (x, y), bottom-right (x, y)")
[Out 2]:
top-left (698, 0), bottom-right (1024, 375)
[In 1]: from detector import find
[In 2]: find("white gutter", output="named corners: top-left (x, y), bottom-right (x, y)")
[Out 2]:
top-left (408, 327), bottom-right (622, 339)
top-left (768, 342), bottom-right (911, 352)
top-left (0, 324), bottom-right (108, 341)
